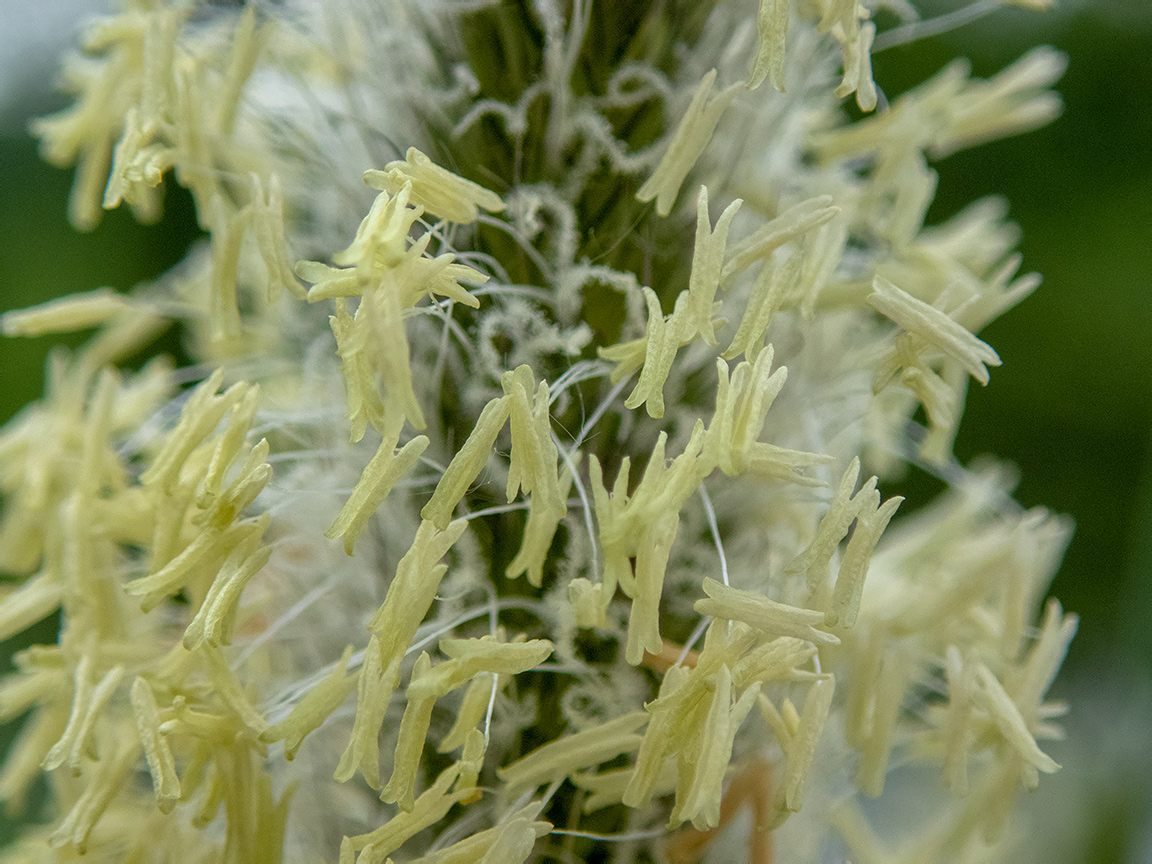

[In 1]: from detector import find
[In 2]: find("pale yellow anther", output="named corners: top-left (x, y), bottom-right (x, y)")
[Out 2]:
top-left (868, 275), bottom-right (1001, 385)
top-left (455, 727), bottom-right (486, 800)
top-left (262, 645), bottom-right (357, 761)
top-left (403, 803), bottom-right (550, 864)
top-left (127, 513), bottom-right (268, 612)
top-left (194, 385), bottom-right (260, 509)
top-left (47, 736), bottom-right (138, 853)
top-left (365, 147), bottom-right (505, 224)
top-left (326, 419), bottom-right (430, 555)
top-left (201, 645), bottom-right (267, 736)
top-left (384, 638), bottom-right (552, 810)
top-left (787, 457), bottom-right (868, 577)
top-left (335, 635), bottom-right (389, 789)
top-left (782, 676), bottom-right (835, 812)
top-left (624, 664), bottom-right (692, 809)
top-left (749, 0), bottom-right (791, 92)
top-left (932, 47), bottom-right (1067, 157)
top-left (722, 196), bottom-right (838, 283)
top-left (731, 637), bottom-right (817, 689)
top-left (439, 672), bottom-right (497, 754)
top-left (130, 677), bottom-right (180, 812)
top-left (372, 285), bottom-right (426, 430)
top-left (706, 349), bottom-right (830, 485)
top-left (197, 438), bottom-right (273, 531)
top-left (855, 649), bottom-right (913, 796)
top-left (349, 764), bottom-right (469, 862)
top-left (250, 173), bottom-right (306, 300)
top-left (334, 182), bottom-right (423, 272)
top-left (498, 710), bottom-right (648, 801)
top-left (421, 636), bottom-right (554, 698)
top-left (328, 299), bottom-right (386, 442)
top-left (835, 21), bottom-right (877, 111)
top-left (364, 518), bottom-right (470, 705)
top-left (624, 287), bottom-right (695, 418)
top-left (207, 194), bottom-right (249, 342)
top-left (502, 366), bottom-right (557, 504)
top-left (690, 187), bottom-right (743, 346)
top-left (974, 663), bottom-right (1060, 777)
top-left (671, 665), bottom-right (760, 830)
top-left (422, 396), bottom-right (510, 530)
top-left (826, 490), bottom-right (901, 628)
top-left (44, 656), bottom-right (125, 776)
top-left (182, 534), bottom-right (273, 649)
top-left (0, 576), bottom-right (64, 643)
top-left (625, 511), bottom-right (680, 666)
top-left (381, 652), bottom-right (438, 812)
top-left (941, 646), bottom-right (976, 794)
top-left (140, 370), bottom-right (244, 492)
top-left (695, 578), bottom-right (839, 645)
top-left (723, 255), bottom-right (798, 362)
top-left (638, 70), bottom-right (740, 216)
top-left (1, 289), bottom-right (130, 338)
top-left (216, 7), bottom-right (269, 136)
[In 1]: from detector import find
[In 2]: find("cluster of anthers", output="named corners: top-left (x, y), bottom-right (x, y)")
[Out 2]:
top-left (0, 1), bottom-right (1075, 862)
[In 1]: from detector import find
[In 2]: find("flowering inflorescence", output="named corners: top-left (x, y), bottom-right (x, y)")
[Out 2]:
top-left (0, 1), bottom-right (1074, 862)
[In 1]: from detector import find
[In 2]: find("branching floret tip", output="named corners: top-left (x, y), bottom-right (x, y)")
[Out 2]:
top-left (0, 1), bottom-right (1077, 863)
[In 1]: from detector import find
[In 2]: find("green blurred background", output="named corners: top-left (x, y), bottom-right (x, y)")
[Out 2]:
top-left (0, 1), bottom-right (1149, 859)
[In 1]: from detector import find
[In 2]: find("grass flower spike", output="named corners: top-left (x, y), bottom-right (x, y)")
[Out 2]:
top-left (1, 1), bottom-right (1076, 862)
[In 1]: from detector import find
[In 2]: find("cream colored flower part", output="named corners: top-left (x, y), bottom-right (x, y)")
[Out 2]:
top-left (637, 70), bottom-right (740, 216)
top-left (0, 289), bottom-right (130, 337)
top-left (749, 0), bottom-right (791, 91)
top-left (365, 147), bottom-right (505, 224)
